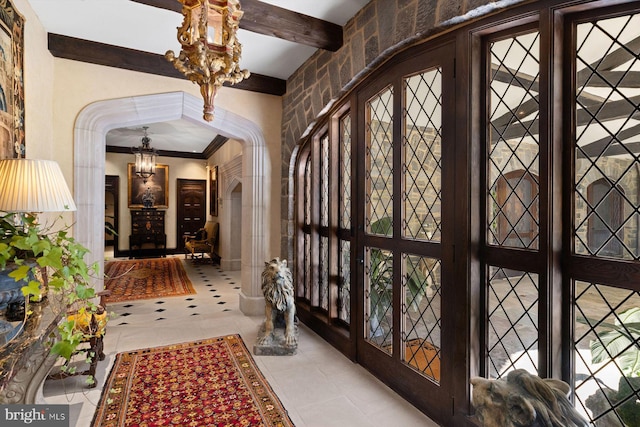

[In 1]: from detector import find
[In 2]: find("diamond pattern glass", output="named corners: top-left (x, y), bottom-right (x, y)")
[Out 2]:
top-left (339, 240), bottom-right (350, 323)
top-left (340, 115), bottom-right (352, 230)
top-left (339, 114), bottom-right (352, 323)
top-left (319, 235), bottom-right (329, 310)
top-left (366, 246), bottom-right (393, 352)
top-left (574, 281), bottom-right (640, 426)
top-left (302, 233), bottom-right (310, 300)
top-left (320, 135), bottom-right (329, 228)
top-left (402, 254), bottom-right (441, 382)
top-left (366, 86), bottom-right (394, 236)
top-left (403, 69), bottom-right (442, 242)
top-left (487, 267), bottom-right (539, 379)
top-left (487, 32), bottom-right (540, 250)
top-left (574, 14), bottom-right (640, 260)
top-left (304, 156), bottom-right (311, 225)
top-left (319, 134), bottom-right (329, 310)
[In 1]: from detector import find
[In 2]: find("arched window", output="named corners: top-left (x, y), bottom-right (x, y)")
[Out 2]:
top-left (587, 178), bottom-right (624, 257)
top-left (495, 170), bottom-right (539, 249)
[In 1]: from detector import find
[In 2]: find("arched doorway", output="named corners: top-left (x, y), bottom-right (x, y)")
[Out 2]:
top-left (73, 91), bottom-right (269, 315)
top-left (227, 183), bottom-right (242, 270)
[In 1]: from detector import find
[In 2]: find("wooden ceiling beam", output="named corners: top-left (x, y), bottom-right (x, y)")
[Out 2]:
top-left (106, 145), bottom-right (208, 159)
top-left (131, 0), bottom-right (343, 51)
top-left (48, 34), bottom-right (286, 96)
top-left (203, 135), bottom-right (230, 159)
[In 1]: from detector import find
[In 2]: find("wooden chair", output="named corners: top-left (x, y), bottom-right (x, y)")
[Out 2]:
top-left (184, 220), bottom-right (220, 264)
top-left (46, 290), bottom-right (110, 388)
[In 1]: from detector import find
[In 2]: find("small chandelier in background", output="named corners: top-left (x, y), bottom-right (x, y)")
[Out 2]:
top-left (166, 0), bottom-right (250, 122)
top-left (132, 126), bottom-right (157, 184)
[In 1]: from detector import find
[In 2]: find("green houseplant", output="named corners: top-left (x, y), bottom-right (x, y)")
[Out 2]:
top-left (0, 212), bottom-right (106, 383)
top-left (579, 307), bottom-right (640, 426)
top-left (368, 217), bottom-right (431, 337)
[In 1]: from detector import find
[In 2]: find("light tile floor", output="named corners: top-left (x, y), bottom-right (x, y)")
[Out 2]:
top-left (43, 256), bottom-right (439, 427)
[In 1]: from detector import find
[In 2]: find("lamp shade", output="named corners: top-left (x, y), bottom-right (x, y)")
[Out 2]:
top-left (0, 159), bottom-right (76, 213)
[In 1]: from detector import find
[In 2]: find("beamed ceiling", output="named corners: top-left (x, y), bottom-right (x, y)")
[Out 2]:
top-left (29, 0), bottom-right (371, 157)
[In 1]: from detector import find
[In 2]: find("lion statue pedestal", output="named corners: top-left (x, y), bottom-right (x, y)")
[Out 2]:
top-left (253, 257), bottom-right (298, 356)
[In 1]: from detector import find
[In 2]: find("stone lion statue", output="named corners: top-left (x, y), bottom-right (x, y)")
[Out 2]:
top-left (470, 369), bottom-right (589, 427)
top-left (258, 257), bottom-right (297, 347)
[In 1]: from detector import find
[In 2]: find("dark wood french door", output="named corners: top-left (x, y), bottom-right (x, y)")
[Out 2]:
top-left (354, 42), bottom-right (456, 421)
top-left (176, 179), bottom-right (206, 252)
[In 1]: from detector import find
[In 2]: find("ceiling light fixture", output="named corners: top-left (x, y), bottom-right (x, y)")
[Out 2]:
top-left (166, 0), bottom-right (250, 122)
top-left (132, 126), bottom-right (157, 184)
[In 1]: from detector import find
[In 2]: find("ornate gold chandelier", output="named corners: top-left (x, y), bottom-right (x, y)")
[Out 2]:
top-left (166, 0), bottom-right (250, 122)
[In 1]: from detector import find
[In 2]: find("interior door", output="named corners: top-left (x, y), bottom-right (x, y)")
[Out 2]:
top-left (176, 179), bottom-right (206, 252)
top-left (105, 175), bottom-right (120, 257)
top-left (356, 42), bottom-right (455, 420)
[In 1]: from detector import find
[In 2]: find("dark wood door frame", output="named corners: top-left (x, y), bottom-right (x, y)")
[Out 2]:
top-left (353, 41), bottom-right (457, 422)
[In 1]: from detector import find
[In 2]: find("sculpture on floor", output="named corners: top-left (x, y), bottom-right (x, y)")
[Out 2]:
top-left (470, 369), bottom-right (589, 427)
top-left (255, 257), bottom-right (297, 352)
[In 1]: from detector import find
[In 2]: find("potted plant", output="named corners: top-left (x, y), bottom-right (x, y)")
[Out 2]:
top-left (579, 307), bottom-right (640, 426)
top-left (368, 217), bottom-right (431, 338)
top-left (0, 212), bottom-right (107, 385)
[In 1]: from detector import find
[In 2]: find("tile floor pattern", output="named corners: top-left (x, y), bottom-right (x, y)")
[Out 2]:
top-left (43, 256), bottom-right (439, 427)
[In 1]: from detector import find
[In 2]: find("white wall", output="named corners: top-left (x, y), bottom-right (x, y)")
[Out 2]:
top-left (15, 0), bottom-right (283, 264)
top-left (105, 152), bottom-right (208, 251)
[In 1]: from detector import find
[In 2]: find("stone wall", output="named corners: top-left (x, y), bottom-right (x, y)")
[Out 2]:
top-left (280, 0), bottom-right (528, 258)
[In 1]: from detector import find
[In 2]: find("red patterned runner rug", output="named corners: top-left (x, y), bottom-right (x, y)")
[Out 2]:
top-left (91, 335), bottom-right (295, 427)
top-left (104, 257), bottom-right (195, 303)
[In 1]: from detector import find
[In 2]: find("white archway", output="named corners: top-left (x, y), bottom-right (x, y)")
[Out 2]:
top-left (219, 155), bottom-right (243, 271)
top-left (73, 91), bottom-right (268, 315)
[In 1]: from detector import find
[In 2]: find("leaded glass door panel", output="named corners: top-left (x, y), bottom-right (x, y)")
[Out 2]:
top-left (481, 27), bottom-right (544, 380)
top-left (357, 43), bottom-right (455, 420)
top-left (294, 105), bottom-right (355, 359)
top-left (568, 8), bottom-right (640, 425)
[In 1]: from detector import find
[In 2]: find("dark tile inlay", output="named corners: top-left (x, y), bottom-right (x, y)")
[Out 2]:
top-left (188, 305), bottom-right (197, 308)
top-left (155, 301), bottom-right (166, 305)
top-left (121, 313), bottom-right (132, 317)
top-left (123, 304), bottom-right (134, 308)
top-left (155, 308), bottom-right (166, 312)
top-left (155, 317), bottom-right (166, 321)
top-left (217, 301), bottom-right (226, 305)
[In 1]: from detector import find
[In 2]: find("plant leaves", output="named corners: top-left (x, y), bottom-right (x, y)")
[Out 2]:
top-left (371, 217), bottom-right (392, 236)
top-left (51, 340), bottom-right (78, 360)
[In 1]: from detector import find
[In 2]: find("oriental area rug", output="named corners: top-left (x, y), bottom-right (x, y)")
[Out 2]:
top-left (91, 335), bottom-right (294, 427)
top-left (103, 257), bottom-right (195, 303)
